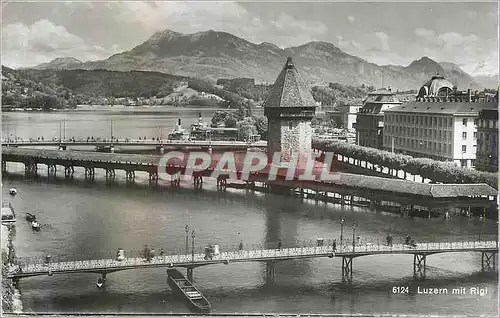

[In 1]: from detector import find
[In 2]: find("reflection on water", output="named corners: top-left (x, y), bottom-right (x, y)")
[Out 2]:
top-left (1, 107), bottom-right (497, 315)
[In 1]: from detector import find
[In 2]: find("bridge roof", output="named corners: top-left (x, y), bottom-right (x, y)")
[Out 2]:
top-left (329, 173), bottom-right (497, 198)
top-left (262, 57), bottom-right (316, 108)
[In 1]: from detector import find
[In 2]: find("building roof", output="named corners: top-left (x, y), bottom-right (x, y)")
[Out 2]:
top-left (384, 100), bottom-right (497, 115)
top-left (479, 108), bottom-right (499, 120)
top-left (263, 57), bottom-right (316, 108)
top-left (359, 88), bottom-right (402, 114)
top-left (418, 75), bottom-right (454, 98)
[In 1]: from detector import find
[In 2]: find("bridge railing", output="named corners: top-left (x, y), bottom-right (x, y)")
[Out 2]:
top-left (12, 245), bottom-right (337, 275)
top-left (11, 235), bottom-right (498, 273)
top-left (2, 139), bottom-right (265, 146)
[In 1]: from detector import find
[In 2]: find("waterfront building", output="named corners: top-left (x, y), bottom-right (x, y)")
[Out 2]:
top-left (263, 57), bottom-right (317, 160)
top-left (417, 74), bottom-right (454, 98)
top-left (326, 104), bottom-right (362, 132)
top-left (475, 108), bottom-right (499, 172)
top-left (383, 76), bottom-right (497, 168)
top-left (355, 88), bottom-right (402, 149)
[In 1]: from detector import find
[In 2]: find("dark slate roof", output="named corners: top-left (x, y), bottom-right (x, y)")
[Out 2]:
top-left (384, 101), bottom-right (496, 115)
top-left (479, 109), bottom-right (499, 119)
top-left (263, 57), bottom-right (316, 108)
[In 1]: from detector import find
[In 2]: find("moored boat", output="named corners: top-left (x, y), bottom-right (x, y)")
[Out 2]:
top-left (31, 221), bottom-right (41, 231)
top-left (26, 213), bottom-right (36, 222)
top-left (167, 269), bottom-right (211, 313)
top-left (9, 188), bottom-right (17, 196)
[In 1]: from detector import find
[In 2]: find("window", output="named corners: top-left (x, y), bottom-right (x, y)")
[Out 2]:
top-left (288, 121), bottom-right (293, 130)
top-left (462, 132), bottom-right (467, 140)
top-left (474, 132), bottom-right (477, 139)
top-left (462, 118), bottom-right (467, 126)
top-left (462, 145), bottom-right (467, 153)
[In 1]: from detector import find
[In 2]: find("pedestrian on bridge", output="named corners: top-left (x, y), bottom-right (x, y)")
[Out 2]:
top-left (277, 240), bottom-right (282, 250)
top-left (333, 239), bottom-right (337, 251)
top-left (239, 241), bottom-right (244, 251)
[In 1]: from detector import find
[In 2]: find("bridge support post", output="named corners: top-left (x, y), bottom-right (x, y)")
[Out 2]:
top-left (105, 169), bottom-right (116, 183)
top-left (46, 164), bottom-right (56, 178)
top-left (170, 172), bottom-right (180, 187)
top-left (24, 160), bottom-right (38, 178)
top-left (84, 167), bottom-right (95, 181)
top-left (187, 267), bottom-right (194, 282)
top-left (217, 177), bottom-right (227, 191)
top-left (64, 166), bottom-right (74, 179)
top-left (125, 170), bottom-right (135, 183)
top-left (413, 254), bottom-right (427, 279)
top-left (481, 252), bottom-right (497, 272)
top-left (193, 175), bottom-right (203, 189)
top-left (2, 160), bottom-right (6, 174)
top-left (266, 260), bottom-right (275, 283)
top-left (148, 171), bottom-right (158, 185)
top-left (341, 256), bottom-right (353, 282)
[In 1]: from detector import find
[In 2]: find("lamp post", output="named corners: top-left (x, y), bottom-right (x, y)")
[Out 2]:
top-left (340, 218), bottom-right (345, 248)
top-left (185, 225), bottom-right (189, 254)
top-left (191, 230), bottom-right (195, 262)
top-left (352, 222), bottom-right (356, 253)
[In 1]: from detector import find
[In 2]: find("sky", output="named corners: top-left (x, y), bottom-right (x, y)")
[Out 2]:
top-left (1, 0), bottom-right (499, 76)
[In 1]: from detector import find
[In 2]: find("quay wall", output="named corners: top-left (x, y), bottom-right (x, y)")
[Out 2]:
top-left (2, 223), bottom-right (23, 313)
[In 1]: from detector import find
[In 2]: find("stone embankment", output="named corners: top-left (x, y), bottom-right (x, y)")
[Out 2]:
top-left (2, 223), bottom-right (23, 313)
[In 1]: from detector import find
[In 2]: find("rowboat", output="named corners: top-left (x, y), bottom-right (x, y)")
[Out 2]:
top-left (167, 269), bottom-right (211, 313)
top-left (26, 213), bottom-right (36, 222)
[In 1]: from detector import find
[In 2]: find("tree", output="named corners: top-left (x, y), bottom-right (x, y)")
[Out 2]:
top-left (237, 117), bottom-right (258, 141)
top-left (253, 116), bottom-right (268, 140)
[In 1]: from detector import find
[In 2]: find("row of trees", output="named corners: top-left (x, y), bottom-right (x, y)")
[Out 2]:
top-left (211, 110), bottom-right (267, 141)
top-left (312, 139), bottom-right (498, 189)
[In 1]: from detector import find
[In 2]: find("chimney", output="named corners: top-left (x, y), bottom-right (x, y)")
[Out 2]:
top-left (178, 118), bottom-right (181, 127)
top-left (467, 89), bottom-right (471, 102)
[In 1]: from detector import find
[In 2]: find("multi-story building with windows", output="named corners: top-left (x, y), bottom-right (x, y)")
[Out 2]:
top-left (383, 76), bottom-right (497, 168)
top-left (475, 108), bottom-right (499, 172)
top-left (355, 88), bottom-right (402, 149)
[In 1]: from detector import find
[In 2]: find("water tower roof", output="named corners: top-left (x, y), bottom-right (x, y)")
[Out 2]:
top-left (263, 57), bottom-right (316, 108)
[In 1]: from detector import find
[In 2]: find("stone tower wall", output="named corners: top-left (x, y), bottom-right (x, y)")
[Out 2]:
top-left (267, 117), bottom-right (312, 161)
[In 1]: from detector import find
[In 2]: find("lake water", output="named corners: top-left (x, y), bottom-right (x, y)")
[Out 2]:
top-left (1, 106), bottom-right (498, 315)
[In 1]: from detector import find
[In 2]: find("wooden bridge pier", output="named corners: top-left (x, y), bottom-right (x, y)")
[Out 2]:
top-left (216, 177), bottom-right (228, 191)
top-left (413, 254), bottom-right (427, 279)
top-left (105, 168), bottom-right (116, 183)
top-left (170, 173), bottom-right (181, 187)
top-left (193, 175), bottom-right (203, 189)
top-left (148, 171), bottom-right (158, 185)
top-left (64, 166), bottom-right (75, 179)
top-left (125, 170), bottom-right (135, 183)
top-left (266, 260), bottom-right (276, 283)
top-left (341, 256), bottom-right (354, 282)
top-left (46, 164), bottom-right (57, 178)
top-left (84, 167), bottom-right (95, 180)
top-left (481, 251), bottom-right (497, 271)
top-left (24, 160), bottom-right (38, 178)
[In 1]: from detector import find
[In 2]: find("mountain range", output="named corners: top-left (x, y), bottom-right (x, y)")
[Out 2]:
top-left (29, 29), bottom-right (495, 90)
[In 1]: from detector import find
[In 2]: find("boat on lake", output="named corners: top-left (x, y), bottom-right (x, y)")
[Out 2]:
top-left (26, 213), bottom-right (36, 222)
top-left (9, 188), bottom-right (17, 196)
top-left (167, 269), bottom-right (211, 313)
top-left (31, 221), bottom-right (41, 231)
